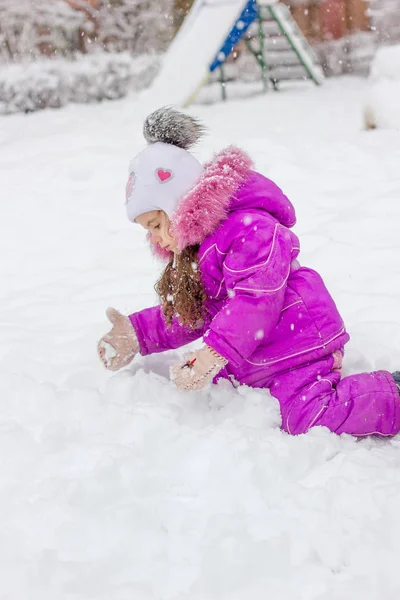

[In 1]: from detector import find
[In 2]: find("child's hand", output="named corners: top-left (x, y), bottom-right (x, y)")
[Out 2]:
top-left (98, 307), bottom-right (139, 372)
top-left (170, 346), bottom-right (228, 391)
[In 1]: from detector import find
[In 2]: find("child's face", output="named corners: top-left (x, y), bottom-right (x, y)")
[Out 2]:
top-left (135, 210), bottom-right (178, 253)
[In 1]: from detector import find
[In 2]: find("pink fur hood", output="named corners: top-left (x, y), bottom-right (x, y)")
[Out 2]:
top-left (150, 146), bottom-right (253, 260)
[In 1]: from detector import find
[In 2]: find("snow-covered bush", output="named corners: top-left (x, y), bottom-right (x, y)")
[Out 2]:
top-left (92, 0), bottom-right (174, 55)
top-left (0, 0), bottom-right (174, 61)
top-left (66, 51), bottom-right (159, 103)
top-left (315, 32), bottom-right (377, 77)
top-left (0, 0), bottom-right (86, 61)
top-left (0, 52), bottom-right (159, 115)
top-left (0, 64), bottom-right (67, 113)
top-left (364, 44), bottom-right (400, 130)
top-left (66, 52), bottom-right (137, 103)
top-left (368, 0), bottom-right (400, 43)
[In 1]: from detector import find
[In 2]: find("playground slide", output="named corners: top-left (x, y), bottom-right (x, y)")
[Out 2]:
top-left (147, 0), bottom-right (245, 106)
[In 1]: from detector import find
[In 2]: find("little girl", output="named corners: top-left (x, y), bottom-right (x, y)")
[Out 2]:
top-left (98, 107), bottom-right (400, 437)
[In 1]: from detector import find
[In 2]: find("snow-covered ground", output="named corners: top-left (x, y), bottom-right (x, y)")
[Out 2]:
top-left (1, 77), bottom-right (400, 600)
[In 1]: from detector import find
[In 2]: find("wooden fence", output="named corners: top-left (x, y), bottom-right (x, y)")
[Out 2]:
top-left (285, 0), bottom-right (370, 41)
top-left (174, 0), bottom-right (371, 40)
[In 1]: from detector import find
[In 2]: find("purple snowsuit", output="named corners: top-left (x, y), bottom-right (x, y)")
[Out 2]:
top-left (129, 147), bottom-right (400, 437)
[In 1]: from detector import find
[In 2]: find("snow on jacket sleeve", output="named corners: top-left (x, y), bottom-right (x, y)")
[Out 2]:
top-left (203, 219), bottom-right (294, 367)
top-left (129, 305), bottom-right (205, 355)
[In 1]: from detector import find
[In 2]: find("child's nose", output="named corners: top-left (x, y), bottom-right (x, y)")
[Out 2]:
top-left (151, 232), bottom-right (161, 244)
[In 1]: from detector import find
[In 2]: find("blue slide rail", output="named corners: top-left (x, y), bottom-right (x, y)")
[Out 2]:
top-left (209, 0), bottom-right (259, 73)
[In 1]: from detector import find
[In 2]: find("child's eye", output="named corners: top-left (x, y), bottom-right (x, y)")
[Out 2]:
top-left (154, 224), bottom-right (161, 230)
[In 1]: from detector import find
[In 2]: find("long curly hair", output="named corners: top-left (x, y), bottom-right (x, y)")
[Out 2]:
top-left (155, 245), bottom-right (207, 328)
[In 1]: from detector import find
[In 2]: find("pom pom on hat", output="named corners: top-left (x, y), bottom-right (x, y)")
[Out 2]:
top-left (126, 107), bottom-right (205, 223)
top-left (143, 107), bottom-right (205, 150)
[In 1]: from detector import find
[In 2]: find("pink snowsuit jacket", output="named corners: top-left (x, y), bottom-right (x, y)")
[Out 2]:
top-left (130, 147), bottom-right (400, 437)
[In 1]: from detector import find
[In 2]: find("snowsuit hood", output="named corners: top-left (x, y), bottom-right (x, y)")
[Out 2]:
top-left (150, 146), bottom-right (297, 258)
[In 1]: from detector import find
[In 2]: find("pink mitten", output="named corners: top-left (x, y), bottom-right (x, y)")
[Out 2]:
top-left (170, 346), bottom-right (228, 391)
top-left (98, 307), bottom-right (139, 372)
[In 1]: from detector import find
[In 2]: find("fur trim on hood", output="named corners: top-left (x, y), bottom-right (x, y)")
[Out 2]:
top-left (149, 146), bottom-right (253, 260)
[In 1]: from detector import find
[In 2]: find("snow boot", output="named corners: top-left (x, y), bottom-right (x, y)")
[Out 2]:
top-left (392, 372), bottom-right (400, 395)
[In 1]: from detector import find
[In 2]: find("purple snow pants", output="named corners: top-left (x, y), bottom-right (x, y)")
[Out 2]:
top-left (267, 353), bottom-right (400, 437)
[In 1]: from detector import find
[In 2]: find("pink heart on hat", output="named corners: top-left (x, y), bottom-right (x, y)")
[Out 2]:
top-left (156, 168), bottom-right (173, 183)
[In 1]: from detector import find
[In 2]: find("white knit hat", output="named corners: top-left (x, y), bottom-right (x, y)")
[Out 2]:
top-left (125, 108), bottom-right (205, 222)
top-left (126, 142), bottom-right (204, 222)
